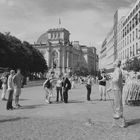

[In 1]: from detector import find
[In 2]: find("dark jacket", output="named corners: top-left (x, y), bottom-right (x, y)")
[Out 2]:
top-left (63, 78), bottom-right (71, 91)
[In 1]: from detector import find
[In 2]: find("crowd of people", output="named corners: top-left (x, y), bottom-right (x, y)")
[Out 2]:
top-left (42, 72), bottom-right (99, 104)
top-left (1, 61), bottom-right (140, 128)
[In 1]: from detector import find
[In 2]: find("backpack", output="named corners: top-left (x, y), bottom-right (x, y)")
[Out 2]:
top-left (45, 79), bottom-right (51, 88)
top-left (67, 80), bottom-right (71, 90)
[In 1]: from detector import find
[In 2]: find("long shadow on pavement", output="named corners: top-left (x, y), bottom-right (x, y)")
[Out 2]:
top-left (126, 118), bottom-right (140, 127)
top-left (19, 98), bottom-right (30, 101)
top-left (20, 104), bottom-right (45, 110)
top-left (0, 117), bottom-right (28, 123)
top-left (92, 99), bottom-right (114, 102)
top-left (68, 100), bottom-right (84, 104)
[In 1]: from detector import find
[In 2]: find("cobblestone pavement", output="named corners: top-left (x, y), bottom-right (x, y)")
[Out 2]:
top-left (0, 84), bottom-right (140, 140)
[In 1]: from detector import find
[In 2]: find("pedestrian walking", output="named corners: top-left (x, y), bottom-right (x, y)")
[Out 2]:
top-left (98, 71), bottom-right (107, 101)
top-left (1, 72), bottom-right (8, 100)
top-left (56, 75), bottom-right (63, 102)
top-left (107, 60), bottom-right (125, 127)
top-left (13, 69), bottom-right (23, 108)
top-left (63, 73), bottom-right (71, 103)
top-left (86, 75), bottom-right (92, 101)
top-left (6, 70), bottom-right (15, 110)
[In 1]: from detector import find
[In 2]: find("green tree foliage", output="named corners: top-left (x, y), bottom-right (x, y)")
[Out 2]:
top-left (125, 57), bottom-right (140, 72)
top-left (0, 32), bottom-right (47, 73)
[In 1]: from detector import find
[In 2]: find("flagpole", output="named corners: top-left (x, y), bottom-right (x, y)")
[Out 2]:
top-left (59, 18), bottom-right (61, 28)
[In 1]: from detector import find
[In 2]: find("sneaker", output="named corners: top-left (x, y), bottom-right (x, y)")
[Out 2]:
top-left (45, 99), bottom-right (49, 103)
top-left (45, 99), bottom-right (51, 104)
top-left (99, 98), bottom-right (102, 101)
top-left (17, 104), bottom-right (22, 107)
top-left (9, 107), bottom-right (15, 110)
top-left (113, 114), bottom-right (121, 119)
top-left (15, 105), bottom-right (20, 109)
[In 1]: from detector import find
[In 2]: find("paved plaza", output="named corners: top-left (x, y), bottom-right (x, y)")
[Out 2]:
top-left (0, 83), bottom-right (140, 140)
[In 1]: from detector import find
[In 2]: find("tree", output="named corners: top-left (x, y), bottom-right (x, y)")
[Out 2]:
top-left (0, 32), bottom-right (47, 74)
top-left (124, 57), bottom-right (140, 72)
top-left (132, 57), bottom-right (140, 72)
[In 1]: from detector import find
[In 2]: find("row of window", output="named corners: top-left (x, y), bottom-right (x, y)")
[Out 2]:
top-left (118, 27), bottom-right (139, 51)
top-left (118, 43), bottom-right (139, 60)
top-left (123, 0), bottom-right (140, 27)
top-left (48, 32), bottom-right (64, 39)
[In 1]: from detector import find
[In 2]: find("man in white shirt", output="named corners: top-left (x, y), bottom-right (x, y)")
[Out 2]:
top-left (56, 75), bottom-right (63, 102)
top-left (13, 69), bottom-right (23, 108)
top-left (6, 70), bottom-right (15, 110)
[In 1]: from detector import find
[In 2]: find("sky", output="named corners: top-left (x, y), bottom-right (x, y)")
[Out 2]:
top-left (0, 0), bottom-right (136, 53)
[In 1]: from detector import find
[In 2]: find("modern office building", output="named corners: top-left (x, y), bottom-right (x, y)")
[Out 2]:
top-left (99, 0), bottom-right (140, 72)
top-left (117, 0), bottom-right (140, 65)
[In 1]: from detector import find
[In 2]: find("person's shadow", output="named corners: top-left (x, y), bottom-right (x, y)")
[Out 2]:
top-left (126, 118), bottom-right (140, 127)
top-left (20, 104), bottom-right (45, 110)
top-left (68, 100), bottom-right (84, 104)
top-left (0, 117), bottom-right (28, 123)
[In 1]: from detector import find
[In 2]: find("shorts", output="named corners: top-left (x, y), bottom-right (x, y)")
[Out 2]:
top-left (14, 88), bottom-right (21, 97)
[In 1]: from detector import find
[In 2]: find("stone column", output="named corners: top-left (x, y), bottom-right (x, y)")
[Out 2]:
top-left (58, 50), bottom-right (61, 68)
top-left (67, 51), bottom-right (70, 68)
top-left (71, 52), bottom-right (73, 69)
top-left (58, 49), bottom-right (62, 74)
top-left (46, 48), bottom-right (51, 69)
top-left (62, 49), bottom-right (67, 73)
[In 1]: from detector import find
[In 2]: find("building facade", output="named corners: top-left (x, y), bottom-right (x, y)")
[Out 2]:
top-left (99, 28), bottom-right (114, 72)
top-left (117, 0), bottom-right (140, 65)
top-left (99, 39), bottom-right (107, 70)
top-left (99, 1), bottom-right (140, 72)
top-left (34, 28), bottom-right (98, 76)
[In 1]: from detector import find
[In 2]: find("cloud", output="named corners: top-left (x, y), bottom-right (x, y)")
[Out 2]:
top-left (0, 0), bottom-right (137, 53)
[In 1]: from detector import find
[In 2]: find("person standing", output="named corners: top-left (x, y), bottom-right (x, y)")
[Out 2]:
top-left (6, 70), bottom-right (15, 110)
top-left (1, 72), bottom-right (8, 100)
top-left (86, 75), bottom-right (92, 101)
top-left (13, 69), bottom-right (23, 108)
top-left (98, 71), bottom-right (107, 101)
top-left (63, 73), bottom-right (71, 103)
top-left (56, 75), bottom-right (63, 102)
top-left (107, 60), bottom-right (125, 127)
top-left (43, 72), bottom-right (56, 104)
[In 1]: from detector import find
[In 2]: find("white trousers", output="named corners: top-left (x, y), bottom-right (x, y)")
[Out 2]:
top-left (99, 85), bottom-right (106, 98)
top-left (1, 84), bottom-right (7, 99)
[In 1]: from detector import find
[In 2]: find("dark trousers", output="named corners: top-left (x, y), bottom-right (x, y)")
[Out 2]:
top-left (63, 89), bottom-right (68, 103)
top-left (6, 89), bottom-right (14, 110)
top-left (56, 87), bottom-right (63, 101)
top-left (87, 86), bottom-right (91, 101)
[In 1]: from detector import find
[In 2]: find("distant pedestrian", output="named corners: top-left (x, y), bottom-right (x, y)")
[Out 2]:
top-left (98, 71), bottom-right (107, 101)
top-left (13, 69), bottom-right (23, 108)
top-left (56, 75), bottom-right (63, 102)
top-left (86, 75), bottom-right (92, 101)
top-left (63, 73), bottom-right (71, 103)
top-left (6, 70), bottom-right (15, 110)
top-left (1, 72), bottom-right (8, 101)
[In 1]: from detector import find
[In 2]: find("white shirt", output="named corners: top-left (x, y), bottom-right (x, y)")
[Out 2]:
top-left (56, 79), bottom-right (62, 87)
top-left (7, 75), bottom-right (14, 90)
